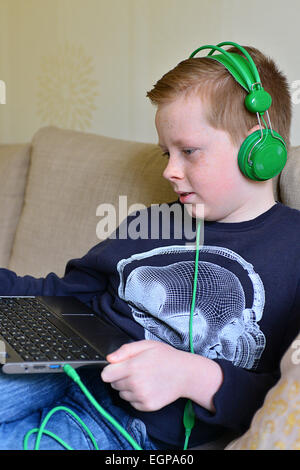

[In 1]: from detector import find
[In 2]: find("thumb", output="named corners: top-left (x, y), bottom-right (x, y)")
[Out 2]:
top-left (107, 340), bottom-right (155, 363)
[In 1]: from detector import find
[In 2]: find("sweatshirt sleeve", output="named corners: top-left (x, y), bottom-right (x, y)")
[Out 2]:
top-left (0, 242), bottom-right (108, 306)
top-left (193, 282), bottom-right (300, 434)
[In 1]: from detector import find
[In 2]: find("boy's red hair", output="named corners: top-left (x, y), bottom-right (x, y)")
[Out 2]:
top-left (147, 46), bottom-right (292, 150)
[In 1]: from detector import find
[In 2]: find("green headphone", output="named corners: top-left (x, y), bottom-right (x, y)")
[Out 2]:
top-left (189, 41), bottom-right (287, 181)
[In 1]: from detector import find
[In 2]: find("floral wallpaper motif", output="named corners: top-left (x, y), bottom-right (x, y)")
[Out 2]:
top-left (37, 42), bottom-right (99, 131)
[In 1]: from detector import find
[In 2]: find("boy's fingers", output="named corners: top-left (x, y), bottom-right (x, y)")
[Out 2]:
top-left (102, 341), bottom-right (154, 383)
top-left (101, 361), bottom-right (127, 383)
top-left (106, 339), bottom-right (156, 363)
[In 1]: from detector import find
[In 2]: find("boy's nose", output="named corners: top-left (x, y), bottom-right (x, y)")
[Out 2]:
top-left (163, 155), bottom-right (184, 181)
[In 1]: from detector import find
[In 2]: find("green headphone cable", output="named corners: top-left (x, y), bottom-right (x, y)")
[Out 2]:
top-left (189, 219), bottom-right (201, 356)
top-left (183, 219), bottom-right (201, 450)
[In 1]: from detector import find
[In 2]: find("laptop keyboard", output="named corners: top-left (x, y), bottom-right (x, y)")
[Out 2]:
top-left (0, 297), bottom-right (102, 362)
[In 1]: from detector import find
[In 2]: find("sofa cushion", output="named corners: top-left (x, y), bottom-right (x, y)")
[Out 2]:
top-left (279, 145), bottom-right (300, 210)
top-left (0, 144), bottom-right (30, 267)
top-left (9, 126), bottom-right (175, 277)
top-left (225, 332), bottom-right (300, 450)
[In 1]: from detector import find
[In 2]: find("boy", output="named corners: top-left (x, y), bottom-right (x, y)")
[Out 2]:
top-left (0, 43), bottom-right (299, 450)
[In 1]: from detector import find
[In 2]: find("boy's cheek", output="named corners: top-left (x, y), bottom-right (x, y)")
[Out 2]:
top-left (201, 175), bottom-right (237, 199)
top-left (211, 167), bottom-right (243, 194)
top-left (197, 178), bottom-right (241, 220)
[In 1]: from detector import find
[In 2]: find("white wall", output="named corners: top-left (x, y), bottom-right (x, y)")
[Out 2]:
top-left (0, 0), bottom-right (299, 146)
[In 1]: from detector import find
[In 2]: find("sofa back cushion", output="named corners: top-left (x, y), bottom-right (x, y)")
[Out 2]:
top-left (8, 126), bottom-right (175, 277)
top-left (0, 144), bottom-right (30, 267)
top-left (279, 145), bottom-right (300, 209)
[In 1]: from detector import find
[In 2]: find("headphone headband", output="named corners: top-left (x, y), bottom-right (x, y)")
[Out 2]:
top-left (189, 43), bottom-right (259, 91)
top-left (189, 41), bottom-right (272, 115)
top-left (209, 42), bottom-right (261, 83)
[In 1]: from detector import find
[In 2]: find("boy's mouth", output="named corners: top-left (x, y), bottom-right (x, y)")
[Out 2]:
top-left (176, 191), bottom-right (194, 203)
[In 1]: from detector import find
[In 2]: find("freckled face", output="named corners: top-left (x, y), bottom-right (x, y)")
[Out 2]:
top-left (155, 94), bottom-right (251, 222)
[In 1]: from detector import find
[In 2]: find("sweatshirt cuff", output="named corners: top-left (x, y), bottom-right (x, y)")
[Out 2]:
top-left (192, 358), bottom-right (280, 434)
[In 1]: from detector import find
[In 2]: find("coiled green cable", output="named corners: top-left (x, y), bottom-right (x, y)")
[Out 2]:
top-left (24, 364), bottom-right (142, 450)
top-left (23, 405), bottom-right (99, 450)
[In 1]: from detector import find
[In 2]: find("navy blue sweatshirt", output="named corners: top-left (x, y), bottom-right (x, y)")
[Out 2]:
top-left (0, 201), bottom-right (299, 447)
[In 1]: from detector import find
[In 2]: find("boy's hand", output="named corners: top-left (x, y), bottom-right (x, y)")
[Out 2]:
top-left (100, 340), bottom-right (223, 412)
top-left (101, 340), bottom-right (185, 411)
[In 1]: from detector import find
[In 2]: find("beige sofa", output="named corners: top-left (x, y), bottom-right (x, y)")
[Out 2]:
top-left (0, 125), bottom-right (299, 450)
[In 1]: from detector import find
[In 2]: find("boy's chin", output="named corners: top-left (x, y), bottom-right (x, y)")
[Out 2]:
top-left (184, 202), bottom-right (205, 220)
top-left (184, 203), bottom-right (224, 222)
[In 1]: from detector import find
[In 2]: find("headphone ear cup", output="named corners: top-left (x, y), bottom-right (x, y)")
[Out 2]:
top-left (238, 129), bottom-right (287, 181)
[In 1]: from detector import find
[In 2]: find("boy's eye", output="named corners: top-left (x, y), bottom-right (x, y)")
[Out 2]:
top-left (161, 148), bottom-right (199, 159)
top-left (183, 148), bottom-right (196, 156)
top-left (161, 151), bottom-right (170, 159)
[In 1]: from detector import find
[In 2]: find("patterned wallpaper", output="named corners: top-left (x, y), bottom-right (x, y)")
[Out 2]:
top-left (0, 0), bottom-right (300, 146)
top-left (37, 42), bottom-right (99, 131)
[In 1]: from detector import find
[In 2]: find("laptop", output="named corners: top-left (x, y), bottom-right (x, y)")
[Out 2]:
top-left (0, 296), bottom-right (133, 374)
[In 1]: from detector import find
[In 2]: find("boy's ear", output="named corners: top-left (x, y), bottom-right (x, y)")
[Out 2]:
top-left (246, 124), bottom-right (261, 136)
